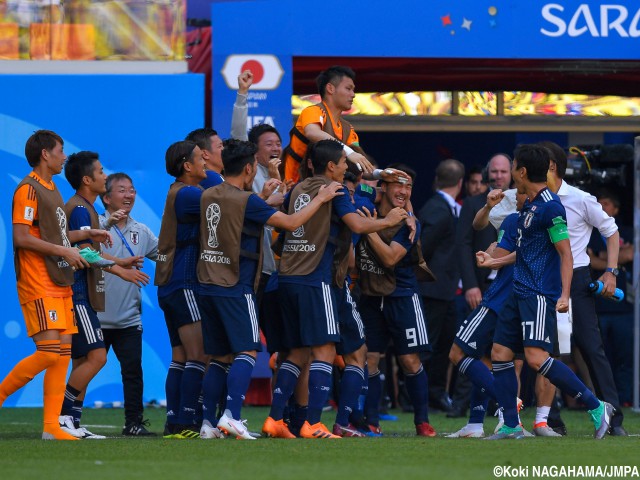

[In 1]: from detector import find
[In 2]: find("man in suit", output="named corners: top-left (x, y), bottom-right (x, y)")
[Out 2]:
top-left (418, 159), bottom-right (465, 412)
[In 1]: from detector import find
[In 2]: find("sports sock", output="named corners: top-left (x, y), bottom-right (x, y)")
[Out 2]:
top-left (60, 383), bottom-right (81, 418)
top-left (42, 342), bottom-right (70, 431)
top-left (535, 406), bottom-right (551, 425)
top-left (177, 360), bottom-right (205, 425)
top-left (492, 361), bottom-right (519, 428)
top-left (350, 364), bottom-right (368, 425)
top-left (365, 370), bottom-right (382, 427)
top-left (307, 360), bottom-right (333, 425)
top-left (72, 399), bottom-right (84, 428)
top-left (269, 361), bottom-right (301, 421)
top-left (458, 356), bottom-right (497, 401)
top-left (538, 357), bottom-right (599, 410)
top-left (165, 361), bottom-right (184, 425)
top-left (226, 354), bottom-right (256, 419)
top-left (468, 384), bottom-right (489, 424)
top-left (335, 365), bottom-right (365, 426)
top-left (289, 403), bottom-right (308, 436)
top-left (195, 394), bottom-right (204, 425)
top-left (405, 365), bottom-right (430, 425)
top-left (202, 360), bottom-right (229, 424)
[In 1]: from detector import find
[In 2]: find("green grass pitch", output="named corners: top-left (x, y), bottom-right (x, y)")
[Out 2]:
top-left (0, 407), bottom-right (638, 479)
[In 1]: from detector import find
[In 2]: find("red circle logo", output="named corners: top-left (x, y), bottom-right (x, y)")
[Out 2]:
top-left (241, 60), bottom-right (264, 84)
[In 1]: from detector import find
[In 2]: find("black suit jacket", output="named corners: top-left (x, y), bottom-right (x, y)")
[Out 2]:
top-left (418, 192), bottom-right (459, 301)
top-left (456, 191), bottom-right (498, 293)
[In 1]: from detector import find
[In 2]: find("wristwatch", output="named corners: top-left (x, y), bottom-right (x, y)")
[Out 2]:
top-left (605, 267), bottom-right (619, 276)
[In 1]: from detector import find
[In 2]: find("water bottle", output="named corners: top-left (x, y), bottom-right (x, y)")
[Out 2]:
top-left (589, 281), bottom-right (624, 302)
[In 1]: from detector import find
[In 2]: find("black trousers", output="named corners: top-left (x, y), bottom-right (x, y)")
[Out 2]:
top-left (102, 325), bottom-right (144, 425)
top-left (570, 267), bottom-right (623, 427)
top-left (422, 297), bottom-right (457, 402)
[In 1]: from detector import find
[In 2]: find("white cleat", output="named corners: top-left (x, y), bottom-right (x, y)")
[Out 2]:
top-left (77, 427), bottom-right (106, 439)
top-left (446, 424), bottom-right (485, 438)
top-left (200, 420), bottom-right (226, 439)
top-left (59, 415), bottom-right (83, 438)
top-left (533, 424), bottom-right (563, 437)
top-left (216, 409), bottom-right (255, 440)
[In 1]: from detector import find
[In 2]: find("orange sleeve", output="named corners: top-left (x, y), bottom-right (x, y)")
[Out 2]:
top-left (13, 184), bottom-right (38, 226)
top-left (347, 128), bottom-right (359, 146)
top-left (296, 105), bottom-right (326, 131)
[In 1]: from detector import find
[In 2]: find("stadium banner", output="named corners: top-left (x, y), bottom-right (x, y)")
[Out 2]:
top-left (0, 73), bottom-right (203, 407)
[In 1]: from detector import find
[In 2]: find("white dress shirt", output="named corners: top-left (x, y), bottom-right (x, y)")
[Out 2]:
top-left (252, 162), bottom-right (277, 274)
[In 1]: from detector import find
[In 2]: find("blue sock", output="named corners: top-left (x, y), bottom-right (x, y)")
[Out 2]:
top-left (226, 354), bottom-right (256, 419)
top-left (202, 360), bottom-right (229, 424)
top-left (269, 361), bottom-right (301, 421)
top-left (165, 361), bottom-right (184, 425)
top-left (195, 394), bottom-right (203, 425)
top-left (538, 357), bottom-right (599, 410)
top-left (350, 364), bottom-right (368, 425)
top-left (405, 365), bottom-right (429, 425)
top-left (492, 361), bottom-right (519, 428)
top-left (60, 383), bottom-right (80, 418)
top-left (307, 361), bottom-right (333, 425)
top-left (365, 370), bottom-right (382, 427)
top-left (336, 365), bottom-right (365, 426)
top-left (289, 404), bottom-right (308, 437)
top-left (468, 384), bottom-right (489, 424)
top-left (72, 399), bottom-right (83, 428)
top-left (459, 356), bottom-right (497, 401)
top-left (177, 360), bottom-right (205, 425)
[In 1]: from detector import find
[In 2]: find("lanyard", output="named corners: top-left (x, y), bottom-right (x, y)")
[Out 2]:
top-left (113, 225), bottom-right (136, 257)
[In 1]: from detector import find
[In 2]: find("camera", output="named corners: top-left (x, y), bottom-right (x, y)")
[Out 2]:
top-left (565, 144), bottom-right (633, 188)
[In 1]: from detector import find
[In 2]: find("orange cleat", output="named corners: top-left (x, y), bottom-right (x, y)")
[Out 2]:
top-left (300, 421), bottom-right (341, 439)
top-left (415, 422), bottom-right (437, 437)
top-left (42, 427), bottom-right (80, 441)
top-left (262, 417), bottom-right (296, 439)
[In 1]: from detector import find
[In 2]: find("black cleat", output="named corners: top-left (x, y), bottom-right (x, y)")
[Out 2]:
top-left (123, 419), bottom-right (157, 436)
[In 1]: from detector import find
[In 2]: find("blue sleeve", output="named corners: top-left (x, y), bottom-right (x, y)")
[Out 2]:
top-left (333, 186), bottom-right (357, 218)
top-left (542, 200), bottom-right (567, 229)
top-left (175, 186), bottom-right (202, 219)
top-left (497, 214), bottom-right (517, 252)
top-left (200, 171), bottom-right (223, 189)
top-left (354, 195), bottom-right (376, 215)
top-left (245, 194), bottom-right (277, 224)
top-left (355, 183), bottom-right (377, 203)
top-left (69, 205), bottom-right (93, 246)
top-left (391, 224), bottom-right (414, 252)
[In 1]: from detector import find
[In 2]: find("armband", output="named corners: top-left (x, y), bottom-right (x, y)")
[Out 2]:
top-left (548, 216), bottom-right (569, 243)
top-left (343, 145), bottom-right (355, 156)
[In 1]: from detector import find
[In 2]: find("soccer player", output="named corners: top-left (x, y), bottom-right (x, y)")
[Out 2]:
top-left (185, 128), bottom-right (224, 189)
top-left (263, 140), bottom-right (407, 439)
top-left (198, 139), bottom-right (342, 440)
top-left (61, 152), bottom-right (150, 439)
top-left (0, 130), bottom-right (88, 440)
top-left (487, 144), bottom-right (612, 440)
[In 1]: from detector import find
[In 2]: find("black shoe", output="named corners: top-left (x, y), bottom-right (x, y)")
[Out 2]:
top-left (546, 418), bottom-right (567, 436)
top-left (123, 419), bottom-right (157, 436)
top-left (609, 425), bottom-right (628, 436)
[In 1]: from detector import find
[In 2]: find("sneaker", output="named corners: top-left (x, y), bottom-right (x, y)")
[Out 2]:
top-left (173, 424), bottom-right (200, 439)
top-left (300, 421), bottom-right (341, 439)
top-left (59, 415), bottom-right (83, 438)
top-left (533, 422), bottom-right (562, 437)
top-left (217, 409), bottom-right (255, 440)
top-left (416, 422), bottom-right (437, 437)
top-left (493, 398), bottom-right (524, 434)
top-left (332, 423), bottom-right (366, 438)
top-left (484, 425), bottom-right (525, 440)
top-left (200, 420), bottom-right (225, 439)
top-left (77, 426), bottom-right (107, 439)
top-left (446, 424), bottom-right (485, 438)
top-left (78, 247), bottom-right (116, 269)
top-left (262, 417), bottom-right (296, 439)
top-left (42, 428), bottom-right (80, 441)
top-left (589, 401), bottom-right (614, 440)
top-left (123, 419), bottom-right (157, 437)
top-left (363, 424), bottom-right (383, 437)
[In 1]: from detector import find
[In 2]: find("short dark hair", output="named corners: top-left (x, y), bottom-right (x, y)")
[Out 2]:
top-left (221, 139), bottom-right (258, 176)
top-left (100, 172), bottom-right (134, 208)
top-left (166, 140), bottom-right (198, 178)
top-left (468, 164), bottom-right (485, 178)
top-left (24, 130), bottom-right (63, 167)
top-left (316, 65), bottom-right (355, 99)
top-left (596, 187), bottom-right (621, 209)
top-left (307, 140), bottom-right (344, 175)
top-left (384, 162), bottom-right (417, 183)
top-left (435, 159), bottom-right (465, 189)
top-left (248, 124), bottom-right (281, 145)
top-left (537, 141), bottom-right (567, 179)
top-left (513, 144), bottom-right (550, 183)
top-left (64, 151), bottom-right (100, 190)
top-left (185, 128), bottom-right (218, 152)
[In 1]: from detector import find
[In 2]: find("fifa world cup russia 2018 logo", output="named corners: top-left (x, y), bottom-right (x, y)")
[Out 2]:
top-left (206, 203), bottom-right (221, 248)
top-left (56, 207), bottom-right (71, 248)
top-left (292, 193), bottom-right (311, 238)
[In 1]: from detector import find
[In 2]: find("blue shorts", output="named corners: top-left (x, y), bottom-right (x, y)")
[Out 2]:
top-left (278, 282), bottom-right (340, 349)
top-left (72, 300), bottom-right (105, 358)
top-left (259, 289), bottom-right (286, 354)
top-left (359, 293), bottom-right (430, 355)
top-left (493, 293), bottom-right (558, 354)
top-left (200, 293), bottom-right (263, 356)
top-left (334, 283), bottom-right (366, 356)
top-left (454, 305), bottom-right (497, 358)
top-left (158, 289), bottom-right (202, 348)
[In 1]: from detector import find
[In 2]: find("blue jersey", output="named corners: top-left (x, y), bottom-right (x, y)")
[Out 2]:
top-left (352, 191), bottom-right (376, 246)
top-left (280, 186), bottom-right (356, 286)
top-left (389, 222), bottom-right (421, 297)
top-left (482, 212), bottom-right (517, 311)
top-left (69, 204), bottom-right (94, 300)
top-left (201, 170), bottom-right (224, 189)
top-left (513, 188), bottom-right (566, 300)
top-left (200, 194), bottom-right (277, 297)
top-left (157, 185), bottom-right (202, 297)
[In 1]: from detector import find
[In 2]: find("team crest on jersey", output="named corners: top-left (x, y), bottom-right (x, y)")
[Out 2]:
top-left (97, 328), bottom-right (104, 341)
top-left (130, 231), bottom-right (139, 245)
top-left (524, 212), bottom-right (534, 228)
top-left (531, 206), bottom-right (537, 211)
top-left (48, 310), bottom-right (58, 322)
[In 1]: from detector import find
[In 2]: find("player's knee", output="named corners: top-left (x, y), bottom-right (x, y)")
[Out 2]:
top-left (89, 348), bottom-right (108, 369)
top-left (397, 354), bottom-right (421, 374)
top-left (449, 345), bottom-right (463, 365)
top-left (490, 344), bottom-right (512, 362)
top-left (35, 349), bottom-right (60, 369)
top-left (524, 349), bottom-right (547, 371)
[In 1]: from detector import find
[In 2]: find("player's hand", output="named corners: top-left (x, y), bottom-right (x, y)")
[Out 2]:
top-left (88, 229), bottom-right (113, 248)
top-left (379, 168), bottom-right (410, 184)
top-left (405, 214), bottom-right (416, 242)
top-left (119, 267), bottom-right (150, 287)
top-left (556, 295), bottom-right (569, 313)
top-left (465, 287), bottom-right (483, 310)
top-left (316, 182), bottom-right (344, 203)
top-left (598, 271), bottom-right (617, 298)
top-left (118, 255), bottom-right (144, 269)
top-left (261, 179), bottom-right (281, 199)
top-left (475, 250), bottom-right (494, 268)
top-left (357, 206), bottom-right (377, 220)
top-left (486, 189), bottom-right (505, 208)
top-left (106, 209), bottom-right (127, 228)
top-left (346, 152), bottom-right (373, 174)
top-left (268, 156), bottom-right (282, 180)
top-left (64, 247), bottom-right (90, 270)
top-left (238, 69), bottom-right (253, 94)
top-left (385, 207), bottom-right (409, 226)
top-left (266, 192), bottom-right (285, 208)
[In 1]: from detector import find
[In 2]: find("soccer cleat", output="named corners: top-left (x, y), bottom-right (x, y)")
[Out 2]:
top-left (484, 425), bottom-right (525, 440)
top-left (332, 423), bottom-right (366, 438)
top-left (78, 247), bottom-right (116, 269)
top-left (217, 409), bottom-right (255, 440)
top-left (363, 424), bottom-right (383, 437)
top-left (446, 424), bottom-right (485, 438)
top-left (42, 427), bottom-right (80, 441)
top-left (200, 420), bottom-right (225, 439)
top-left (262, 417), bottom-right (296, 439)
top-left (589, 401), bottom-right (614, 440)
top-left (77, 426), bottom-right (107, 439)
top-left (493, 398), bottom-right (524, 434)
top-left (59, 415), bottom-right (83, 438)
top-left (173, 424), bottom-right (200, 439)
top-left (123, 419), bottom-right (157, 436)
top-left (533, 422), bottom-right (562, 437)
top-left (300, 421), bottom-right (341, 439)
top-left (163, 422), bottom-right (176, 438)
top-left (415, 422), bottom-right (437, 437)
